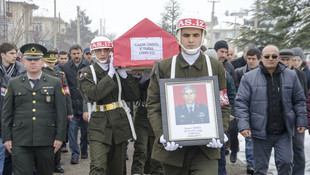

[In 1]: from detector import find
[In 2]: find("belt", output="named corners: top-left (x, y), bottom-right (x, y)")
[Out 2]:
top-left (96, 101), bottom-right (120, 112)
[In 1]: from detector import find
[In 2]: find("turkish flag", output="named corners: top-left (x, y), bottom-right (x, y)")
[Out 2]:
top-left (113, 18), bottom-right (180, 67)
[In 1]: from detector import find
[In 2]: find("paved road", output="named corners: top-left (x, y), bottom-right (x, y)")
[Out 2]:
top-left (58, 142), bottom-right (249, 175)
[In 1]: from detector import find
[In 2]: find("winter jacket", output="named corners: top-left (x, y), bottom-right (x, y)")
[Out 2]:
top-left (302, 65), bottom-right (310, 90)
top-left (0, 61), bottom-right (26, 133)
top-left (61, 59), bottom-right (92, 115)
top-left (226, 71), bottom-right (236, 116)
top-left (306, 89), bottom-right (310, 135)
top-left (231, 56), bottom-right (246, 70)
top-left (235, 62), bottom-right (307, 139)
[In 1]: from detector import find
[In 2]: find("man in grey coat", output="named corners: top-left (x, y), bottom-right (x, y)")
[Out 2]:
top-left (235, 45), bottom-right (307, 175)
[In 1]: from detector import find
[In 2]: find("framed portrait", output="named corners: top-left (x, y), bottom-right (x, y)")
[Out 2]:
top-left (159, 76), bottom-right (224, 146)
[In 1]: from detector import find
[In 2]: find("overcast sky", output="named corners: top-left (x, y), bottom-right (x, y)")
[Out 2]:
top-left (32, 0), bottom-right (254, 38)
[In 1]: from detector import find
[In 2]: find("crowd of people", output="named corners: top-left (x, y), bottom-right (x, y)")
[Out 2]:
top-left (0, 16), bottom-right (309, 175)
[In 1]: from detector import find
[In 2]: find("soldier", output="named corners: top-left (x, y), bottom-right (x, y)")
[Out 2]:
top-left (175, 86), bottom-right (209, 125)
top-left (146, 17), bottom-right (230, 174)
top-left (2, 43), bottom-right (66, 175)
top-left (42, 51), bottom-right (74, 173)
top-left (131, 70), bottom-right (163, 175)
top-left (78, 36), bottom-right (139, 175)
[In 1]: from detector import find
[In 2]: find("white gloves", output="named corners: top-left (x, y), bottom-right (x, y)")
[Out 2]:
top-left (160, 135), bottom-right (182, 151)
top-left (108, 55), bottom-right (115, 78)
top-left (140, 69), bottom-right (151, 84)
top-left (117, 68), bottom-right (132, 79)
top-left (207, 139), bottom-right (223, 148)
top-left (224, 133), bottom-right (229, 143)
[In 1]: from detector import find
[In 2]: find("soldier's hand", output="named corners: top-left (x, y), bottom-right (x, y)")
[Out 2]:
top-left (240, 129), bottom-right (251, 138)
top-left (83, 112), bottom-right (88, 122)
top-left (297, 126), bottom-right (307, 133)
top-left (159, 135), bottom-right (182, 151)
top-left (108, 55), bottom-right (115, 78)
top-left (53, 140), bottom-right (63, 153)
top-left (206, 139), bottom-right (223, 148)
top-left (117, 68), bottom-right (132, 79)
top-left (67, 114), bottom-right (74, 122)
top-left (4, 141), bottom-right (12, 153)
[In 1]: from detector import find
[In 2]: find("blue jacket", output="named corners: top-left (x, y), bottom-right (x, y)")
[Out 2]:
top-left (235, 62), bottom-right (307, 139)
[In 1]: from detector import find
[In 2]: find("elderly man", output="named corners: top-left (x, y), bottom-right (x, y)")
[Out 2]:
top-left (235, 45), bottom-right (307, 175)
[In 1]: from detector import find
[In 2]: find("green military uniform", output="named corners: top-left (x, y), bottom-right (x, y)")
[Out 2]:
top-left (146, 53), bottom-right (230, 174)
top-left (78, 62), bottom-right (139, 175)
top-left (1, 44), bottom-right (66, 175)
top-left (131, 79), bottom-right (163, 175)
top-left (42, 51), bottom-right (73, 173)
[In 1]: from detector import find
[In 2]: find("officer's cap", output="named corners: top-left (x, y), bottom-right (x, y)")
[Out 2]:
top-left (20, 43), bottom-right (47, 59)
top-left (43, 51), bottom-right (58, 63)
top-left (279, 49), bottom-right (295, 58)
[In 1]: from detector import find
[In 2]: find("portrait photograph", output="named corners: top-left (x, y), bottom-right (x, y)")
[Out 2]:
top-left (159, 76), bottom-right (224, 146)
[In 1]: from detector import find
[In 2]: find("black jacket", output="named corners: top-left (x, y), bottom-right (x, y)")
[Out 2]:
top-left (0, 61), bottom-right (26, 133)
top-left (61, 59), bottom-right (91, 115)
top-left (231, 56), bottom-right (246, 70)
top-left (294, 68), bottom-right (308, 98)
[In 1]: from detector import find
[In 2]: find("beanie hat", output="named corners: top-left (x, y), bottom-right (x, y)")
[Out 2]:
top-left (292, 47), bottom-right (304, 60)
top-left (214, 40), bottom-right (228, 51)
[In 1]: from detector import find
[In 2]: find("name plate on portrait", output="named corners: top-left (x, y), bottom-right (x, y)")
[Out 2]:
top-left (159, 76), bottom-right (224, 146)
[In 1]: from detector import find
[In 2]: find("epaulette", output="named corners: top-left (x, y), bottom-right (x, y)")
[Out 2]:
top-left (150, 61), bottom-right (160, 81)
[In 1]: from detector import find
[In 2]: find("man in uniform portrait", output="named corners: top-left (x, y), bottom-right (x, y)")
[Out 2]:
top-left (175, 86), bottom-right (209, 125)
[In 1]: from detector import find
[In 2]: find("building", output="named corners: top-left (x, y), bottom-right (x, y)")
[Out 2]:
top-left (33, 16), bottom-right (66, 50)
top-left (6, 0), bottom-right (38, 48)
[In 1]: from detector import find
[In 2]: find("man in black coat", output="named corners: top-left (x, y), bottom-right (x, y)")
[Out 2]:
top-left (61, 45), bottom-right (92, 164)
top-left (231, 43), bottom-right (257, 70)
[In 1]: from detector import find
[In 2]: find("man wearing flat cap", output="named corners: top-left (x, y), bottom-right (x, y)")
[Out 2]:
top-left (1, 43), bottom-right (66, 175)
top-left (280, 48), bottom-right (308, 175)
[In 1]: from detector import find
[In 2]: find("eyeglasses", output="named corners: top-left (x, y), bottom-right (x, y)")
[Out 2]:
top-left (263, 55), bottom-right (278, 59)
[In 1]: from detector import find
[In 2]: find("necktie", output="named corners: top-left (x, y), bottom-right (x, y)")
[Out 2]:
top-left (189, 107), bottom-right (194, 117)
top-left (30, 79), bottom-right (39, 88)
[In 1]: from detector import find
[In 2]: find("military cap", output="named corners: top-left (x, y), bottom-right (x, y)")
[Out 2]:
top-left (43, 50), bottom-right (58, 63)
top-left (20, 43), bottom-right (47, 59)
top-left (279, 49), bottom-right (295, 58)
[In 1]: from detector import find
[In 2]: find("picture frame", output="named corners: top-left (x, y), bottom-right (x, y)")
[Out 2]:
top-left (159, 76), bottom-right (224, 146)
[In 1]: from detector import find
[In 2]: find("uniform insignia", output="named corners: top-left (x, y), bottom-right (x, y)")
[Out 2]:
top-left (199, 112), bottom-right (206, 117)
top-left (64, 87), bottom-right (70, 95)
top-left (46, 95), bottom-right (51, 103)
top-left (61, 88), bottom-right (65, 95)
top-left (1, 88), bottom-right (6, 96)
top-left (42, 86), bottom-right (53, 89)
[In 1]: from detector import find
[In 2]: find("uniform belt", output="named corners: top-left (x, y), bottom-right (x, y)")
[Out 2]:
top-left (96, 102), bottom-right (120, 112)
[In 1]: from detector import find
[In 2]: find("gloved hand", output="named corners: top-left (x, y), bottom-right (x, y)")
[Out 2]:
top-left (108, 55), bottom-right (115, 78)
top-left (207, 138), bottom-right (223, 148)
top-left (224, 134), bottom-right (229, 143)
top-left (140, 69), bottom-right (151, 84)
top-left (117, 68), bottom-right (132, 79)
top-left (160, 135), bottom-right (182, 151)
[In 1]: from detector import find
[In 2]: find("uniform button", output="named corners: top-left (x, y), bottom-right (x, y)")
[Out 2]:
top-left (32, 92), bottom-right (36, 96)
top-left (32, 109), bottom-right (36, 112)
top-left (33, 100), bottom-right (36, 104)
top-left (18, 92), bottom-right (21, 95)
top-left (32, 117), bottom-right (36, 120)
top-left (44, 89), bottom-right (47, 92)
top-left (46, 92), bottom-right (49, 95)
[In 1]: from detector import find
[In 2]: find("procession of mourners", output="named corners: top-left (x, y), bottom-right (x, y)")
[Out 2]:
top-left (0, 10), bottom-right (309, 175)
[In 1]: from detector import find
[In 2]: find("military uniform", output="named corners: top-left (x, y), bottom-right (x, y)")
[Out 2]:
top-left (1, 44), bottom-right (66, 175)
top-left (175, 103), bottom-right (209, 125)
top-left (78, 62), bottom-right (139, 175)
top-left (146, 53), bottom-right (230, 174)
top-left (131, 80), bottom-right (163, 175)
top-left (42, 51), bottom-right (73, 173)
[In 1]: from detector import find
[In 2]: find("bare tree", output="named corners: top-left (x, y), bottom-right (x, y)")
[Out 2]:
top-left (159, 0), bottom-right (181, 36)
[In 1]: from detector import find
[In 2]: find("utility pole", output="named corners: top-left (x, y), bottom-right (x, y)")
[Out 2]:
top-left (77, 6), bottom-right (80, 45)
top-left (53, 0), bottom-right (57, 49)
top-left (100, 19), bottom-right (102, 35)
top-left (254, 0), bottom-right (259, 29)
top-left (208, 0), bottom-right (220, 48)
